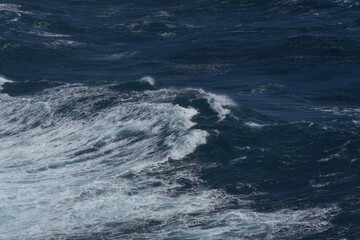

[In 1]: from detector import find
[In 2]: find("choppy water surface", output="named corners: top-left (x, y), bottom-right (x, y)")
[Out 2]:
top-left (1, 1), bottom-right (359, 239)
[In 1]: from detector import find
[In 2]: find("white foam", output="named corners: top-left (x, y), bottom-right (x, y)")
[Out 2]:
top-left (159, 32), bottom-right (176, 37)
top-left (251, 83), bottom-right (284, 93)
top-left (0, 76), bottom-right (12, 91)
top-left (168, 205), bottom-right (338, 239)
top-left (95, 51), bottom-right (136, 61)
top-left (142, 88), bottom-right (236, 121)
top-left (0, 3), bottom-right (31, 14)
top-left (28, 30), bottom-right (70, 38)
top-left (166, 129), bottom-right (209, 160)
top-left (175, 63), bottom-right (234, 73)
top-left (0, 83), bottom-right (337, 239)
top-left (318, 153), bottom-right (341, 162)
top-left (245, 121), bottom-right (267, 128)
top-left (139, 76), bottom-right (155, 86)
top-left (314, 106), bottom-right (360, 116)
top-left (153, 10), bottom-right (172, 17)
top-left (46, 40), bottom-right (83, 48)
top-left (0, 3), bottom-right (21, 12)
top-left (0, 83), bottom-right (215, 239)
top-left (201, 90), bottom-right (236, 121)
top-left (0, 75), bottom-right (12, 83)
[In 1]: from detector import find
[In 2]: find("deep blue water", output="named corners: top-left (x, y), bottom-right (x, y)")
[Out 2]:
top-left (1, 1), bottom-right (360, 239)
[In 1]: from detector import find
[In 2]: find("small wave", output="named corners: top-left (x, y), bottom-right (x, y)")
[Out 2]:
top-left (46, 40), bottom-right (84, 48)
top-left (0, 3), bottom-right (21, 12)
top-left (159, 32), bottom-right (176, 37)
top-left (153, 10), bottom-right (172, 17)
top-left (0, 3), bottom-right (32, 15)
top-left (314, 106), bottom-right (360, 116)
top-left (200, 90), bottom-right (236, 121)
top-left (94, 51), bottom-right (136, 61)
top-left (169, 205), bottom-right (339, 239)
top-left (0, 75), bottom-right (12, 84)
top-left (28, 30), bottom-right (70, 38)
top-left (0, 76), bottom-right (13, 91)
top-left (174, 63), bottom-right (235, 73)
top-left (166, 129), bottom-right (209, 160)
top-left (245, 121), bottom-right (267, 128)
top-left (139, 76), bottom-right (155, 86)
top-left (251, 83), bottom-right (284, 94)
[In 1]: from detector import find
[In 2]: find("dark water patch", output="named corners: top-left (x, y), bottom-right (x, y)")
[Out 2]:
top-left (0, 42), bottom-right (80, 75)
top-left (273, 0), bottom-right (339, 13)
top-left (250, 35), bottom-right (360, 60)
top-left (73, 147), bottom-right (99, 157)
top-left (314, 90), bottom-right (360, 103)
top-left (1, 80), bottom-right (62, 96)
top-left (170, 44), bottom-right (240, 64)
top-left (109, 80), bottom-right (156, 92)
top-left (52, 219), bottom-right (164, 240)
top-left (198, 121), bottom-right (360, 210)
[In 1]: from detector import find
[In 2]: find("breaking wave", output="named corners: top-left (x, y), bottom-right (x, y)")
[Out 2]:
top-left (0, 77), bottom-right (338, 239)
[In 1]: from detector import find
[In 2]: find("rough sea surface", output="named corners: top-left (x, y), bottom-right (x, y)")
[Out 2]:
top-left (0, 1), bottom-right (359, 239)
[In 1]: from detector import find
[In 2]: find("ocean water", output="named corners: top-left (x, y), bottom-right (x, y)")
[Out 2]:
top-left (0, 1), bottom-right (359, 239)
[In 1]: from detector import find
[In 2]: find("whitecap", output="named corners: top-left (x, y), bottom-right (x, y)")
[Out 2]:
top-left (200, 90), bottom-right (236, 121)
top-left (314, 106), bottom-right (360, 116)
top-left (94, 51), bottom-right (136, 61)
top-left (0, 76), bottom-right (13, 91)
top-left (139, 76), bottom-right (155, 86)
top-left (166, 129), bottom-right (209, 160)
top-left (152, 10), bottom-right (172, 17)
top-left (0, 3), bottom-right (21, 12)
top-left (46, 40), bottom-right (83, 48)
top-left (159, 32), bottom-right (176, 37)
top-left (169, 205), bottom-right (339, 239)
top-left (251, 83), bottom-right (284, 93)
top-left (28, 30), bottom-right (70, 38)
top-left (352, 119), bottom-right (360, 125)
top-left (0, 3), bottom-right (32, 15)
top-left (245, 121), bottom-right (267, 128)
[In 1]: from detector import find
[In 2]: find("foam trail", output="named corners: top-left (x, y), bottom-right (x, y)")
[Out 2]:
top-left (245, 121), bottom-right (267, 128)
top-left (0, 3), bottom-right (21, 12)
top-left (166, 206), bottom-right (338, 239)
top-left (0, 3), bottom-right (32, 14)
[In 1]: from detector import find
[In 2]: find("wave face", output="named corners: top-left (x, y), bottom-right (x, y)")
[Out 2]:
top-left (1, 0), bottom-right (360, 239)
